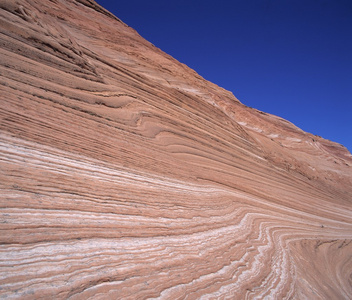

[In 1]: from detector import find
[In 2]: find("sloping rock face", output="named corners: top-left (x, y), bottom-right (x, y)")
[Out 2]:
top-left (1, 0), bottom-right (352, 299)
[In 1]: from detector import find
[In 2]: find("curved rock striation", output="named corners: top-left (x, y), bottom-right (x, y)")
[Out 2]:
top-left (1, 0), bottom-right (352, 299)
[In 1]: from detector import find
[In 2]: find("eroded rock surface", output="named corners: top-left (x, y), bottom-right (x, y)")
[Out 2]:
top-left (1, 0), bottom-right (352, 299)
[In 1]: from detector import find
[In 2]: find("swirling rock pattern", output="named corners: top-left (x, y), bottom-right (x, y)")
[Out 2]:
top-left (1, 0), bottom-right (352, 299)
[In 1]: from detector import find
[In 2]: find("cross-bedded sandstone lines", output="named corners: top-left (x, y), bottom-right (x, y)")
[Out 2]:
top-left (1, 130), bottom-right (351, 299)
top-left (1, 0), bottom-right (352, 299)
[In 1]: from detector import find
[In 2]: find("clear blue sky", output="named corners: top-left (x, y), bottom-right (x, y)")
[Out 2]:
top-left (96, 0), bottom-right (352, 152)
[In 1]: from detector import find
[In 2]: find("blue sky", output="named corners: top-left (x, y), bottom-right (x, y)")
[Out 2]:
top-left (96, 0), bottom-right (352, 152)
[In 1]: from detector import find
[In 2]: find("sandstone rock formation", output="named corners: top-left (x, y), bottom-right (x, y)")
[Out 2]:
top-left (1, 0), bottom-right (352, 299)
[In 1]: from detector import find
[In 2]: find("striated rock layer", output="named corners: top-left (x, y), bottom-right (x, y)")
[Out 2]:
top-left (1, 0), bottom-right (352, 298)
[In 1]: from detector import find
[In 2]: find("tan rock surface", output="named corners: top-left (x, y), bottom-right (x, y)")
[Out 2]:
top-left (1, 0), bottom-right (351, 298)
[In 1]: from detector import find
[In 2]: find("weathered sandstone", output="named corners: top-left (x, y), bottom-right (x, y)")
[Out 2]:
top-left (1, 0), bottom-right (351, 298)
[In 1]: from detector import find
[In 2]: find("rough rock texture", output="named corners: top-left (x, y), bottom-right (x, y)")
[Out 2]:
top-left (1, 0), bottom-right (352, 299)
